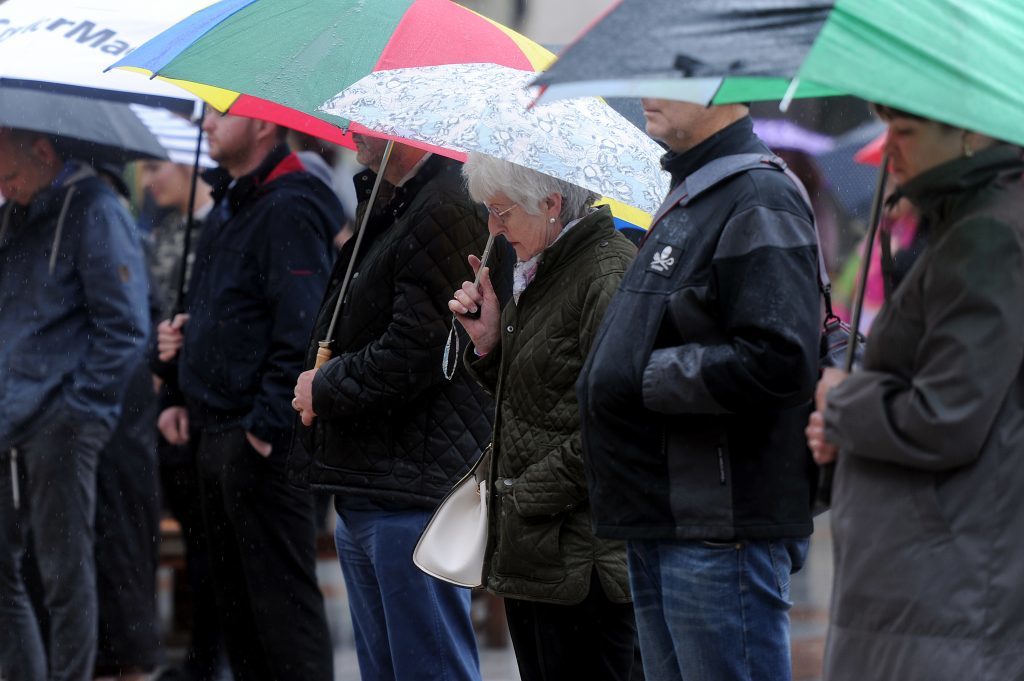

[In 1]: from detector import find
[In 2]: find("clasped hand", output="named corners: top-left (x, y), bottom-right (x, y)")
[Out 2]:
top-left (448, 254), bottom-right (500, 356)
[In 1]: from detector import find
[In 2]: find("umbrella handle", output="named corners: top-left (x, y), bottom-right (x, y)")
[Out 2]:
top-left (314, 343), bottom-right (332, 369)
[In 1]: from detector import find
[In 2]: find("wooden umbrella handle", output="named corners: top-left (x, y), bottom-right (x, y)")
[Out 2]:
top-left (314, 343), bottom-right (332, 369)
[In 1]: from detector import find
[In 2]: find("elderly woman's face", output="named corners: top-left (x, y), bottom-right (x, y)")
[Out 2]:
top-left (484, 192), bottom-right (556, 261)
top-left (883, 117), bottom-right (963, 185)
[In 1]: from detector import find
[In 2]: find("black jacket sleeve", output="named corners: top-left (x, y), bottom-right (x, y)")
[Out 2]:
top-left (642, 202), bottom-right (820, 414)
top-left (313, 200), bottom-right (484, 418)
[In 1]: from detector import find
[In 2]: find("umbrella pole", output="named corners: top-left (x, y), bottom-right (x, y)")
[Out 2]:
top-left (842, 153), bottom-right (889, 372)
top-left (816, 154), bottom-right (889, 512)
top-left (314, 139), bottom-right (395, 369)
top-left (172, 103), bottom-right (206, 317)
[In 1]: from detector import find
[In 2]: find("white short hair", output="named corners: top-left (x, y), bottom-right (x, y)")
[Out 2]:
top-left (463, 152), bottom-right (598, 224)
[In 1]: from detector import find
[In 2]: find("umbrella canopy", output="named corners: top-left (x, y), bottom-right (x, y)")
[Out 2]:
top-left (320, 63), bottom-right (668, 223)
top-left (129, 104), bottom-right (215, 167)
top-left (533, 0), bottom-right (1024, 147)
top-left (0, 88), bottom-right (167, 164)
top-left (752, 118), bottom-right (834, 155)
top-left (0, 0), bottom-right (212, 113)
top-left (854, 132), bottom-right (885, 167)
top-left (111, 0), bottom-right (554, 146)
top-left (532, 0), bottom-right (839, 106)
top-left (799, 0), bottom-right (1024, 147)
top-left (815, 120), bottom-right (887, 217)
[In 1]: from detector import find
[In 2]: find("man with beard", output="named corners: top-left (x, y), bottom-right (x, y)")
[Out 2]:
top-left (156, 112), bottom-right (338, 681)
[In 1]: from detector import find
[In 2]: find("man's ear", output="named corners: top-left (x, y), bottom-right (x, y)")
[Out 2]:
top-left (31, 136), bottom-right (60, 166)
top-left (253, 119), bottom-right (280, 146)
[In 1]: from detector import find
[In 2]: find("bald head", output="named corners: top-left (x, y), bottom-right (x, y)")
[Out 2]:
top-left (0, 128), bottom-right (64, 205)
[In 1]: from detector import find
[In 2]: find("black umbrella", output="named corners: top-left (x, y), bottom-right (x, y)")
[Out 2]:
top-left (0, 87), bottom-right (168, 165)
top-left (533, 0), bottom-right (834, 99)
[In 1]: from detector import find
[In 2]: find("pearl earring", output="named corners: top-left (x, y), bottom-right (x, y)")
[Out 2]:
top-left (962, 133), bottom-right (974, 158)
top-left (548, 217), bottom-right (556, 224)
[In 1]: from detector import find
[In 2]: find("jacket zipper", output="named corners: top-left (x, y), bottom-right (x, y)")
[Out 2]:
top-left (10, 448), bottom-right (19, 510)
top-left (717, 442), bottom-right (727, 486)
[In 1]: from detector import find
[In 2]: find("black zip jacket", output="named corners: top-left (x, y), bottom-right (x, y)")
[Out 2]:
top-left (291, 155), bottom-right (499, 509)
top-left (176, 145), bottom-right (340, 450)
top-left (577, 117), bottom-right (820, 540)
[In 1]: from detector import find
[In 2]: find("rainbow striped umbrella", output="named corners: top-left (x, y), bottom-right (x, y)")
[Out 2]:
top-left (111, 0), bottom-right (553, 147)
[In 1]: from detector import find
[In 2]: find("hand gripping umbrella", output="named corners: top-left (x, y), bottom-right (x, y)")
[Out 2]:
top-left (321, 62), bottom-right (670, 377)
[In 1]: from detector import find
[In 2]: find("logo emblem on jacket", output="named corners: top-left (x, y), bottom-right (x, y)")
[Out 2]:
top-left (650, 246), bottom-right (676, 273)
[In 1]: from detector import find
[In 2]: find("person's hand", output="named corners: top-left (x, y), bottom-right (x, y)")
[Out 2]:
top-left (157, 313), bottom-right (190, 362)
top-left (806, 410), bottom-right (838, 464)
top-left (805, 368), bottom-right (850, 465)
top-left (448, 255), bottom-right (500, 356)
top-left (292, 368), bottom-right (318, 427)
top-left (246, 432), bottom-right (272, 458)
top-left (158, 406), bottom-right (190, 445)
top-left (816, 367), bottom-right (849, 412)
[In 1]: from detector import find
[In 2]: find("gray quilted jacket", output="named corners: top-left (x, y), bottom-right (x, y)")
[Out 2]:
top-left (467, 207), bottom-right (635, 604)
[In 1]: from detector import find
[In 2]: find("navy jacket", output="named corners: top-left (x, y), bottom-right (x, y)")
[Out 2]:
top-left (578, 118), bottom-right (820, 540)
top-left (176, 145), bottom-right (340, 450)
top-left (0, 165), bottom-right (149, 447)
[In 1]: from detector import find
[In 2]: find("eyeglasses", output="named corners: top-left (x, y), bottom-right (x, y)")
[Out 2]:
top-left (486, 203), bottom-right (517, 224)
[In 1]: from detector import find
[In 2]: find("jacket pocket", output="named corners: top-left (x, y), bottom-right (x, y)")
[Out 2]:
top-left (493, 492), bottom-right (565, 583)
top-left (664, 420), bottom-right (733, 529)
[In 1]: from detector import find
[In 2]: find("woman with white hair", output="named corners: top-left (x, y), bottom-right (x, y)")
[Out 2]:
top-left (449, 153), bottom-right (638, 681)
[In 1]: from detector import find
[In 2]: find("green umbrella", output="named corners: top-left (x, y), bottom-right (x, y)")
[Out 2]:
top-left (535, 0), bottom-right (1024, 146)
top-left (798, 0), bottom-right (1024, 146)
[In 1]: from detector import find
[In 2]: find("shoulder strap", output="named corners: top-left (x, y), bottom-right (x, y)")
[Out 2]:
top-left (649, 152), bottom-right (835, 318)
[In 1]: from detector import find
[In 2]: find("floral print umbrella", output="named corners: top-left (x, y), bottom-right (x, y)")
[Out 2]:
top-left (321, 62), bottom-right (669, 217)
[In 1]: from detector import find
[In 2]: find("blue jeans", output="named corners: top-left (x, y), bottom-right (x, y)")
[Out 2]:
top-left (627, 538), bottom-right (808, 681)
top-left (0, 409), bottom-right (109, 681)
top-left (335, 506), bottom-right (482, 681)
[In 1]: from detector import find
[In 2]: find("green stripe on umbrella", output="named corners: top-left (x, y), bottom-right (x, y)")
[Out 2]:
top-left (112, 0), bottom-right (552, 139)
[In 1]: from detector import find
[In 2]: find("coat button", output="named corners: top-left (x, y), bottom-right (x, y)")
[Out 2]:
top-left (506, 324), bottom-right (514, 333)
top-left (599, 241), bottom-right (608, 247)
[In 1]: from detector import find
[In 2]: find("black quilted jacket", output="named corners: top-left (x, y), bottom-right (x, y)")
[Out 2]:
top-left (467, 208), bottom-right (636, 605)
top-left (291, 155), bottom-right (496, 509)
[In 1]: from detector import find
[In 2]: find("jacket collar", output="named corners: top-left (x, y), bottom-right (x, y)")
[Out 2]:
top-left (353, 153), bottom-right (456, 217)
top-left (209, 143), bottom-right (300, 211)
top-left (535, 205), bottom-right (616, 275)
top-left (660, 116), bottom-right (768, 188)
top-left (897, 145), bottom-right (1024, 233)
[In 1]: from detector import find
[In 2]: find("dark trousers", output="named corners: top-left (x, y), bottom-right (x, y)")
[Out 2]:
top-left (0, 409), bottom-right (109, 681)
top-left (160, 448), bottom-right (224, 680)
top-left (95, 362), bottom-right (161, 674)
top-left (504, 570), bottom-right (638, 681)
top-left (196, 426), bottom-right (332, 681)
